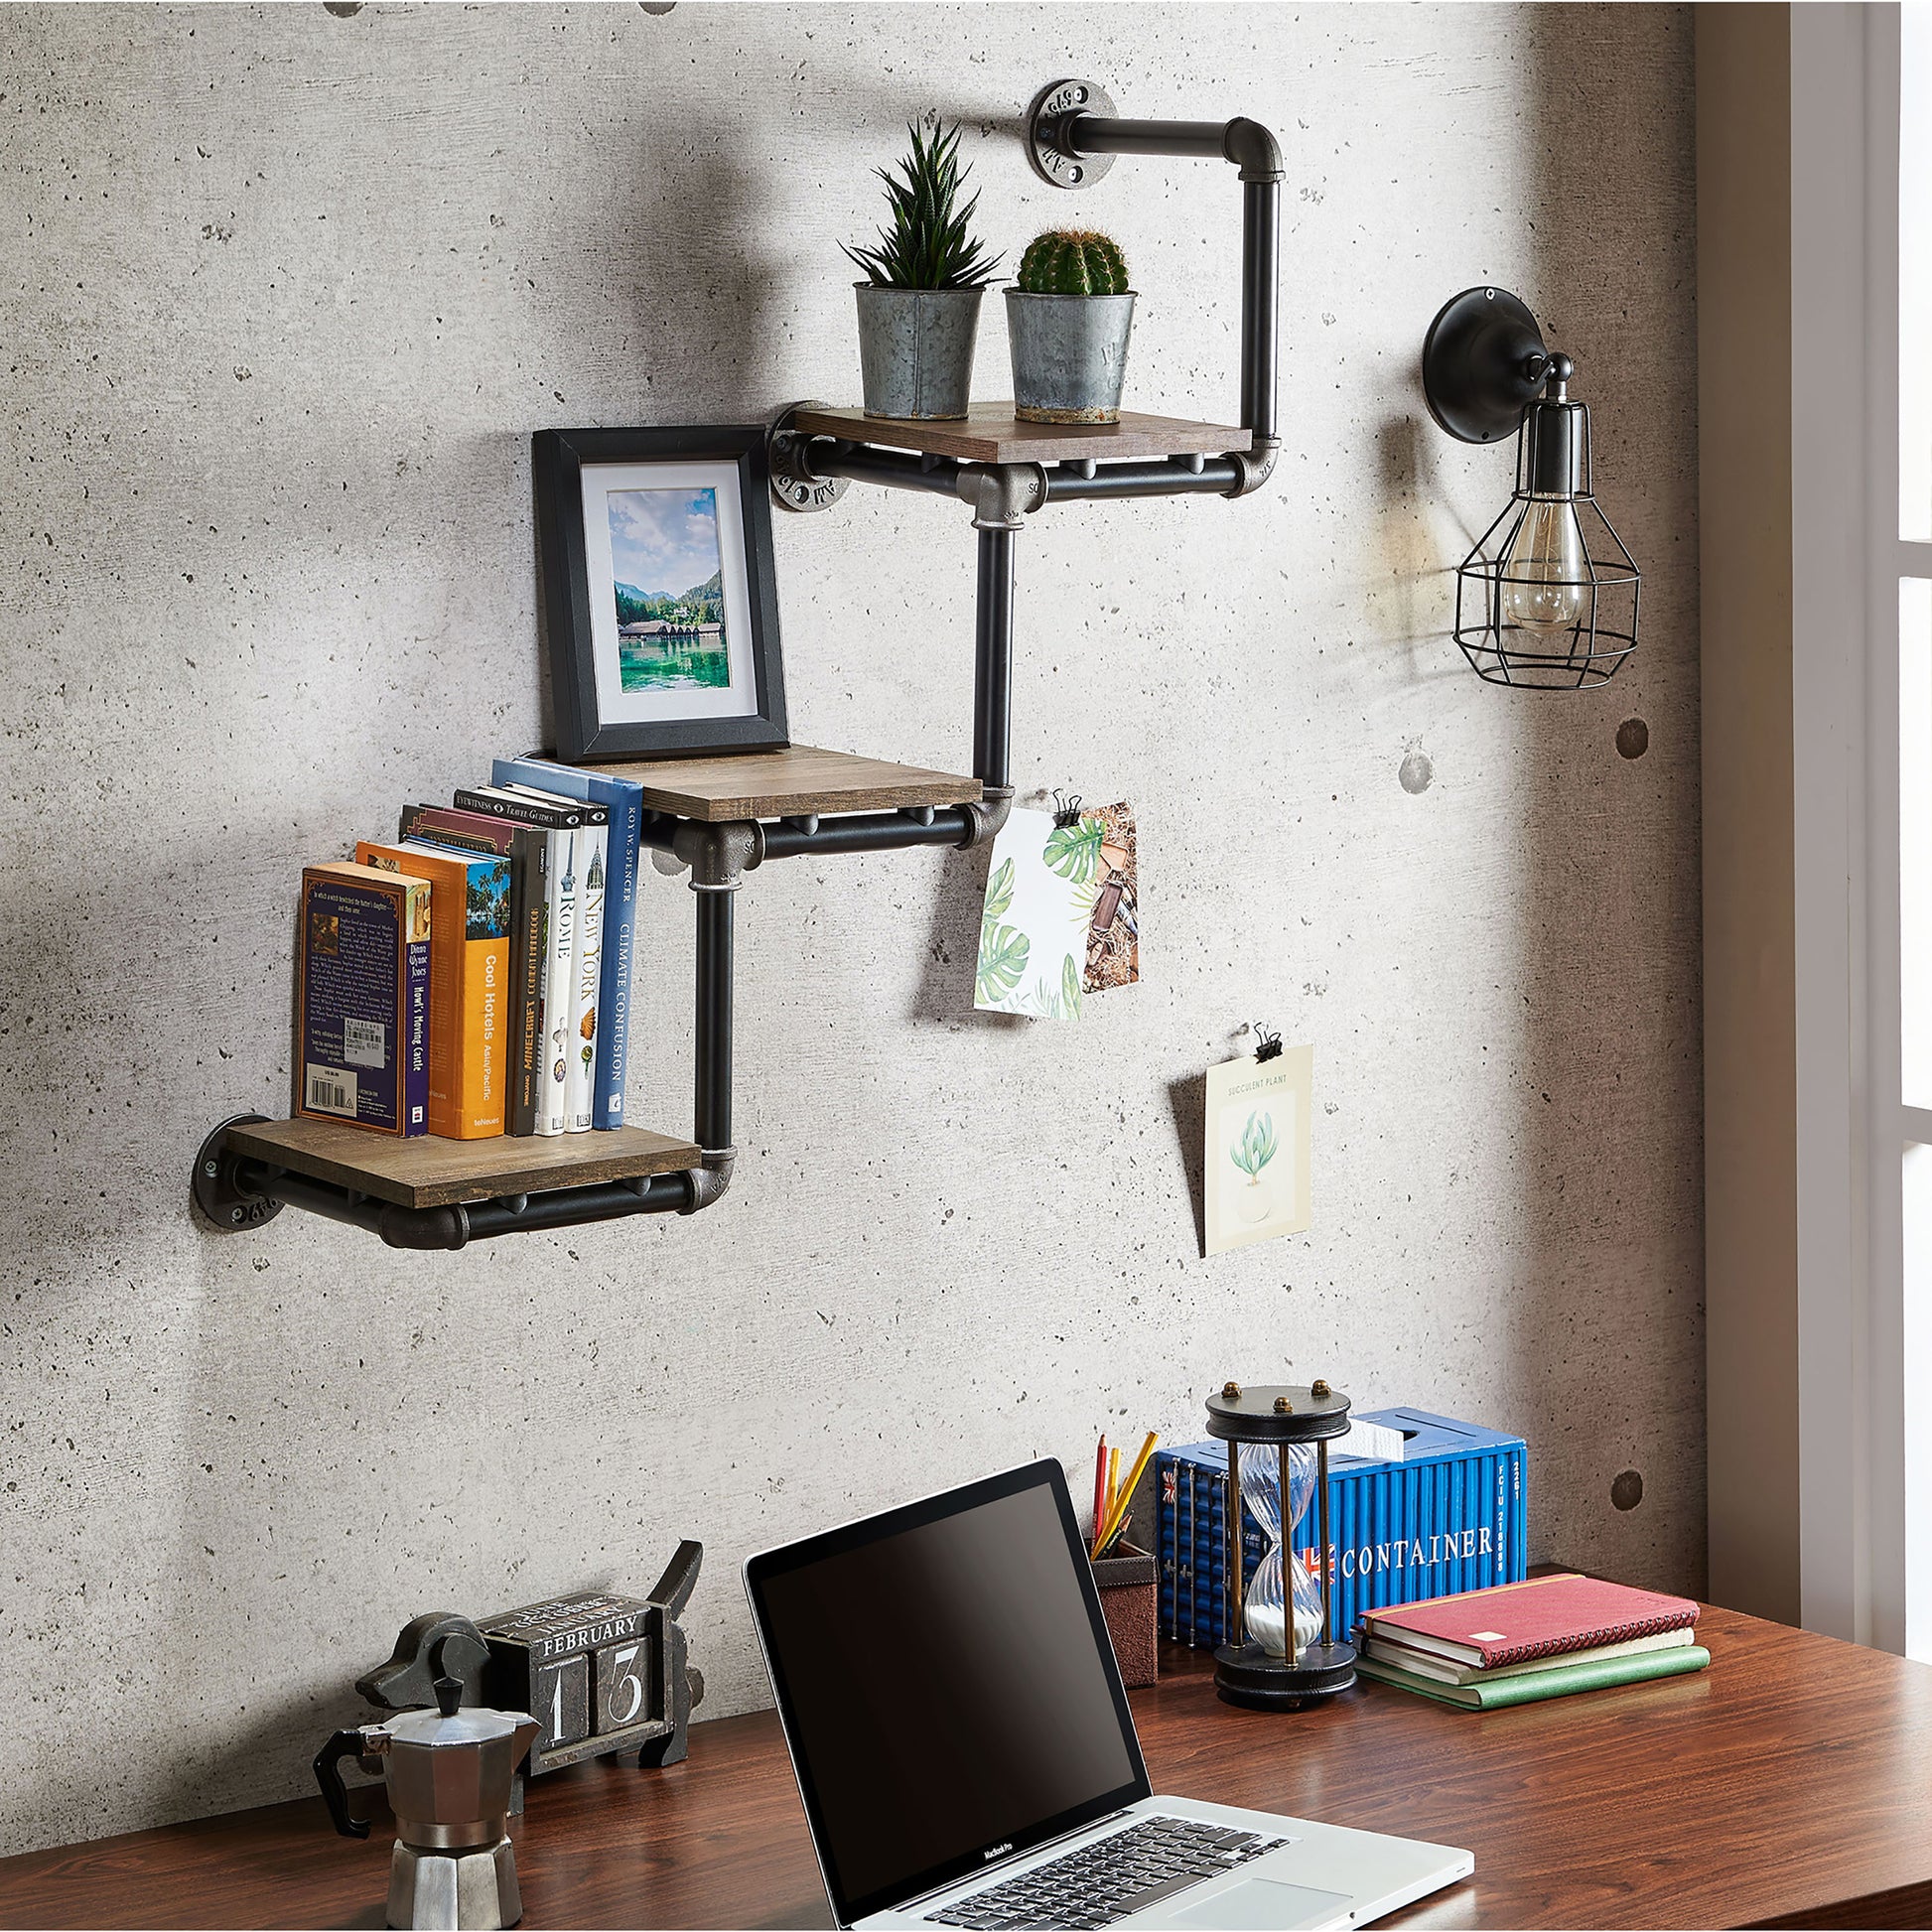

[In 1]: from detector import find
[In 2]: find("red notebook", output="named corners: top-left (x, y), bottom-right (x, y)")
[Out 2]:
top-left (1361, 1573), bottom-right (1700, 1670)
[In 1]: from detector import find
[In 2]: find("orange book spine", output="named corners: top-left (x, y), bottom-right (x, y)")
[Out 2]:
top-left (462, 929), bottom-right (510, 1136)
top-left (358, 841), bottom-right (509, 1138)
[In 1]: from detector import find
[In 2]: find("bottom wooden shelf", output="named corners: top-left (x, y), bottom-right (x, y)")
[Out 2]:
top-left (226, 1117), bottom-right (702, 1209)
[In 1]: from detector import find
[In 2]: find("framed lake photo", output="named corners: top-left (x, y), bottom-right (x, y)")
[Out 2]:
top-left (533, 426), bottom-right (787, 761)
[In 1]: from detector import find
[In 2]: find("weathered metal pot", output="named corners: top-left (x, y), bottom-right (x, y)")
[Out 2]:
top-left (855, 284), bottom-right (984, 420)
top-left (1006, 290), bottom-right (1137, 424)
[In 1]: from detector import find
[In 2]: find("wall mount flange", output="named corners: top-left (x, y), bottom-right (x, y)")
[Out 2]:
top-left (767, 402), bottom-right (850, 513)
top-left (1025, 77), bottom-right (1119, 189)
top-left (194, 1113), bottom-right (284, 1232)
top-left (1421, 287), bottom-right (1550, 445)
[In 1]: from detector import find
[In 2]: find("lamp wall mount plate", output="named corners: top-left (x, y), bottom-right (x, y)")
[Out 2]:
top-left (1422, 287), bottom-right (1550, 444)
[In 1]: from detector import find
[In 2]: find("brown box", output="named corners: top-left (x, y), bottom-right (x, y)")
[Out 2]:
top-left (1092, 1541), bottom-right (1158, 1687)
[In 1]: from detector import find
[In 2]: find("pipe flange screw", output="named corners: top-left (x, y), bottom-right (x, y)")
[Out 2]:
top-left (1025, 77), bottom-right (1119, 189)
top-left (1311, 1379), bottom-right (1331, 1400)
top-left (767, 405), bottom-right (849, 514)
top-left (1221, 1380), bottom-right (1242, 1399)
top-left (1273, 1396), bottom-right (1294, 1415)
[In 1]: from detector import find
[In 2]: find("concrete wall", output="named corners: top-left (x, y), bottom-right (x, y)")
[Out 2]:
top-left (0, 3), bottom-right (1700, 1855)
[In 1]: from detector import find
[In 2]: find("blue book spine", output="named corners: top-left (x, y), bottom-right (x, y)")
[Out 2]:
top-left (493, 757), bottom-right (641, 1130)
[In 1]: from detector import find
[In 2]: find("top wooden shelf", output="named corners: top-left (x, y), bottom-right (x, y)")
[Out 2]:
top-left (227, 1117), bottom-right (701, 1209)
top-left (584, 744), bottom-right (983, 822)
top-left (793, 404), bottom-right (1252, 467)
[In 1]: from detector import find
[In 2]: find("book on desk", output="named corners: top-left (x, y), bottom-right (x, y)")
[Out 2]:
top-left (1356, 1572), bottom-right (1711, 1710)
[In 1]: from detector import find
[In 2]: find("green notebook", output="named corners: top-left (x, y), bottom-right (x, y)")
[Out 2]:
top-left (1356, 1643), bottom-right (1712, 1709)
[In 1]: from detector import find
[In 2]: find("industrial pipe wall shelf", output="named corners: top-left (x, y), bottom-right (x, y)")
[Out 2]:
top-left (192, 77), bottom-right (1282, 1253)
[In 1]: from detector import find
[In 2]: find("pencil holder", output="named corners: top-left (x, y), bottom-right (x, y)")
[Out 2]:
top-left (1091, 1541), bottom-right (1158, 1687)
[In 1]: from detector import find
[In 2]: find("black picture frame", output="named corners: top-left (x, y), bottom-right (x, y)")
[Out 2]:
top-left (533, 425), bottom-right (788, 762)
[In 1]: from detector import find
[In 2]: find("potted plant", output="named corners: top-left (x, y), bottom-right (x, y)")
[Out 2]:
top-left (844, 120), bottom-right (1002, 421)
top-left (1006, 231), bottom-right (1137, 424)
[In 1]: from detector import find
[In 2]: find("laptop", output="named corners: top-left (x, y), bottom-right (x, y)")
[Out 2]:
top-left (744, 1458), bottom-right (1473, 1931)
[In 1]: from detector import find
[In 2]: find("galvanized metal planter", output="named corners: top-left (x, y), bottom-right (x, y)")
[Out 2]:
top-left (855, 284), bottom-right (984, 420)
top-left (1006, 290), bottom-right (1137, 423)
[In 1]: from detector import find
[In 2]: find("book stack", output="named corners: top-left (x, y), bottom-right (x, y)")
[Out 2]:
top-left (1355, 1573), bottom-right (1710, 1710)
top-left (294, 757), bottom-right (644, 1141)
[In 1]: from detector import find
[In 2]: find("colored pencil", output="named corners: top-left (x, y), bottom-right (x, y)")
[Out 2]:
top-left (1094, 1432), bottom-right (1158, 1557)
top-left (1092, 1437), bottom-right (1109, 1543)
top-left (1107, 1448), bottom-right (1121, 1523)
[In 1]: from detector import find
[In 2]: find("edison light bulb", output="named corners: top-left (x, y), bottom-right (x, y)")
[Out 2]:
top-left (1500, 495), bottom-right (1588, 639)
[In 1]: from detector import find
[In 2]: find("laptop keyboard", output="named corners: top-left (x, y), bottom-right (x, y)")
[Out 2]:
top-left (926, 1816), bottom-right (1291, 1929)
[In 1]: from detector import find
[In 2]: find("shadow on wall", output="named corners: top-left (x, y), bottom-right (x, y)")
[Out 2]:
top-left (1377, 8), bottom-right (1704, 1592)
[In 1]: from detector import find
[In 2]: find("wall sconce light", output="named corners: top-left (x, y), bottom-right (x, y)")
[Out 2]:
top-left (1422, 287), bottom-right (1641, 690)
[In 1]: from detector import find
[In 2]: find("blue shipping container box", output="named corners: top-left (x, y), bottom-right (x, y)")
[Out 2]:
top-left (1156, 1409), bottom-right (1527, 1647)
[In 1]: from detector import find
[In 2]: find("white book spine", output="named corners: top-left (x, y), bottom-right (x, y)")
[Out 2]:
top-left (564, 824), bottom-right (607, 1132)
top-left (534, 827), bottom-right (578, 1137)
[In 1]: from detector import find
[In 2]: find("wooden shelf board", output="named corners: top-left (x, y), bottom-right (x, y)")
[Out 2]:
top-left (227, 1117), bottom-right (701, 1209)
top-left (793, 404), bottom-right (1252, 466)
top-left (582, 744), bottom-right (982, 822)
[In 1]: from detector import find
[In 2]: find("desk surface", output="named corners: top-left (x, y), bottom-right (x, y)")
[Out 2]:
top-left (5, 1606), bottom-right (1932, 1931)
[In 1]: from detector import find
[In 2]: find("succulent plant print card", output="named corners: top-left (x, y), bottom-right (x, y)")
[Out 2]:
top-left (1203, 1043), bottom-right (1313, 1255)
top-left (974, 806), bottom-right (1088, 1020)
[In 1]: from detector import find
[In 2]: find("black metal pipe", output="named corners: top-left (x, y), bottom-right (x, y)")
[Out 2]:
top-left (806, 440), bottom-right (965, 496)
top-left (1054, 106), bottom-right (1281, 451)
top-left (234, 1159), bottom-right (694, 1250)
top-left (759, 808), bottom-right (977, 860)
top-left (1066, 114), bottom-right (1230, 162)
top-left (462, 1173), bottom-right (691, 1238)
top-left (1241, 180), bottom-right (1280, 443)
top-left (1042, 457), bottom-right (1243, 502)
top-left (234, 1161), bottom-right (388, 1236)
top-left (973, 525), bottom-right (1015, 790)
top-left (694, 888), bottom-right (733, 1155)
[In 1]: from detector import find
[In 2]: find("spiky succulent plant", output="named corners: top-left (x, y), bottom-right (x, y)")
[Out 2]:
top-left (1015, 230), bottom-right (1130, 296)
top-left (1231, 1110), bottom-right (1278, 1179)
top-left (843, 121), bottom-right (1002, 291)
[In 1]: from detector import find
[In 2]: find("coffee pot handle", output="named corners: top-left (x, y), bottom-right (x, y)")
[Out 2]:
top-left (314, 1730), bottom-right (373, 1840)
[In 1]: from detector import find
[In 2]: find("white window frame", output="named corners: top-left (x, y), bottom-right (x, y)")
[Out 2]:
top-left (1791, 1), bottom-right (1930, 1658)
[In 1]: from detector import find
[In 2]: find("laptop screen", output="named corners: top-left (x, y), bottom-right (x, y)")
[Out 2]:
top-left (746, 1459), bottom-right (1152, 1926)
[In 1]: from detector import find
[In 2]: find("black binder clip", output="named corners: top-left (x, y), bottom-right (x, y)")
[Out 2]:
top-left (1252, 1023), bottom-right (1283, 1063)
top-left (1052, 789), bottom-right (1084, 828)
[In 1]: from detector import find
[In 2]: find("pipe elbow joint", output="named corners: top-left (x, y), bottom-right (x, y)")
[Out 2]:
top-left (1224, 437), bottom-right (1280, 497)
top-left (379, 1203), bottom-right (471, 1251)
top-left (1223, 117), bottom-right (1284, 183)
top-left (957, 785), bottom-right (1015, 848)
top-left (682, 1152), bottom-right (736, 1213)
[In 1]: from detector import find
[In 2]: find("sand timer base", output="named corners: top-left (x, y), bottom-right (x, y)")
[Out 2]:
top-left (1212, 1638), bottom-right (1357, 1711)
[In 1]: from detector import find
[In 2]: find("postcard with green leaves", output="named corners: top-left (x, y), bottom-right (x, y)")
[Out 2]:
top-left (1203, 1044), bottom-right (1313, 1254)
top-left (975, 807), bottom-right (1086, 1020)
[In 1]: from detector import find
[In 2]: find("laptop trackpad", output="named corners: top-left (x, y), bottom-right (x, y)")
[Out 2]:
top-left (1161, 1877), bottom-right (1354, 1930)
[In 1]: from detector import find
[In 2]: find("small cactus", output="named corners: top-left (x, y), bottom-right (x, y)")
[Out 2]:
top-left (1015, 230), bottom-right (1130, 297)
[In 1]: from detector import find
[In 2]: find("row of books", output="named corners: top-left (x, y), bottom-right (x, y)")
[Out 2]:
top-left (295, 758), bottom-right (646, 1140)
top-left (1354, 1572), bottom-right (1709, 1710)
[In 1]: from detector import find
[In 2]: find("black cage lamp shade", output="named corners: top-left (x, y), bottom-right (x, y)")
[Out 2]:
top-left (1422, 287), bottom-right (1641, 691)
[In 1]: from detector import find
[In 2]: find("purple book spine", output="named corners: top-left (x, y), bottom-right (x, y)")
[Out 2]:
top-left (402, 922), bottom-right (431, 1135)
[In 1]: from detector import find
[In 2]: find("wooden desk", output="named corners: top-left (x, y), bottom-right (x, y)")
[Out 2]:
top-left (5, 1607), bottom-right (1931, 1931)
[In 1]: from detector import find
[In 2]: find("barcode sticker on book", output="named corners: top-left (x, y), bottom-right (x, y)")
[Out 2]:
top-left (343, 1017), bottom-right (385, 1068)
top-left (305, 1064), bottom-right (357, 1117)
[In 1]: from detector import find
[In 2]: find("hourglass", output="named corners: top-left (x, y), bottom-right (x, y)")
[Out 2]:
top-left (1207, 1379), bottom-right (1357, 1709)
